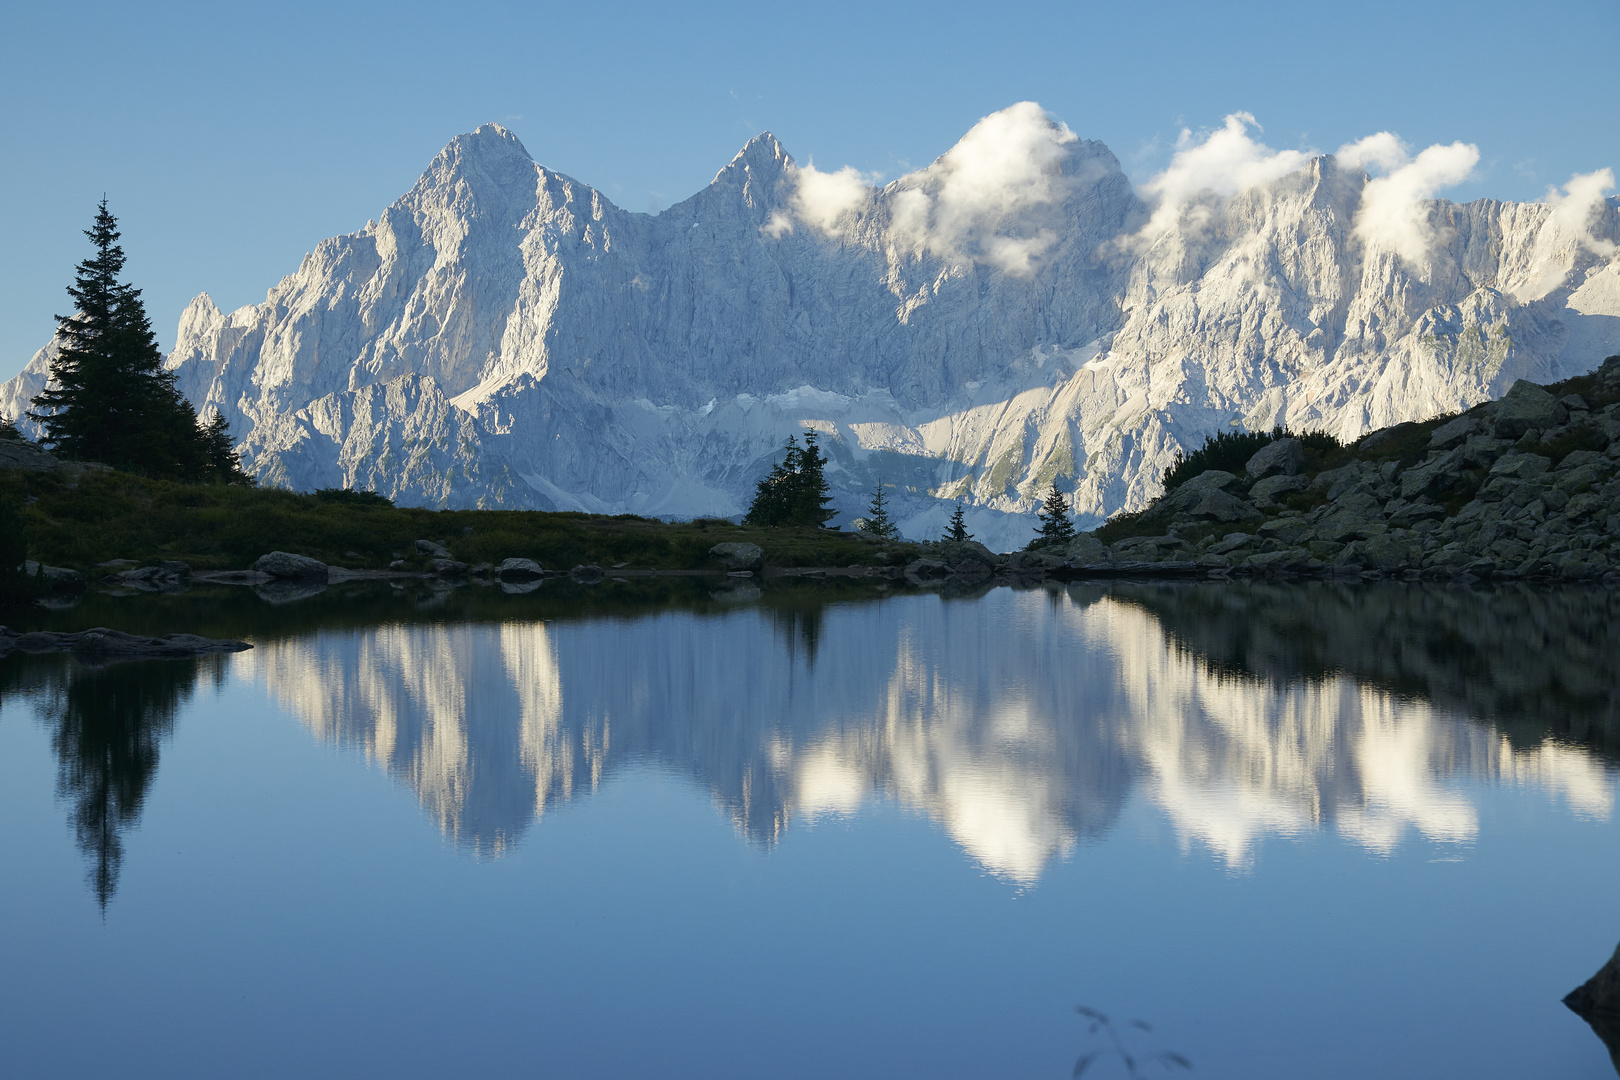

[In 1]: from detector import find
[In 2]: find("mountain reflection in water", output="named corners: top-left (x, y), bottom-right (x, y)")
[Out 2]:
top-left (230, 583), bottom-right (1619, 880)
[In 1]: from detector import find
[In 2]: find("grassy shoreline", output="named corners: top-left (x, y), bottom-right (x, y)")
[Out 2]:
top-left (1, 466), bottom-right (920, 574)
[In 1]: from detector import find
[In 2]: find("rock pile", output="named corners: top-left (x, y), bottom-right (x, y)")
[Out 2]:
top-left (1040, 356), bottom-right (1620, 584)
top-left (0, 626), bottom-right (252, 658)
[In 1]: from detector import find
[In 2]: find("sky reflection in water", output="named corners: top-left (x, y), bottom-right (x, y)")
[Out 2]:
top-left (1, 582), bottom-right (1618, 1078)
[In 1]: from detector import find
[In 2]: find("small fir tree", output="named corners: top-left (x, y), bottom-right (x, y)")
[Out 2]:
top-left (859, 478), bottom-right (898, 539)
top-left (0, 414), bottom-right (23, 441)
top-left (744, 436), bottom-right (801, 527)
top-left (791, 430), bottom-right (836, 528)
top-left (1034, 481), bottom-right (1076, 547)
top-left (197, 409), bottom-right (252, 484)
top-left (28, 200), bottom-right (210, 477)
top-left (944, 502), bottom-right (973, 542)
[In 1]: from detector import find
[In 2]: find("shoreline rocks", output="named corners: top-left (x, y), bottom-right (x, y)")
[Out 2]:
top-left (1015, 357), bottom-right (1620, 586)
top-left (0, 626), bottom-right (252, 658)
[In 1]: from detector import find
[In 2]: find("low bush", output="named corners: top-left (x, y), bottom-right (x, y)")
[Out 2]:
top-left (1162, 427), bottom-right (1345, 490)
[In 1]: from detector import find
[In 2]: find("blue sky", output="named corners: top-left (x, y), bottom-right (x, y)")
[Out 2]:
top-left (2, 0), bottom-right (1616, 381)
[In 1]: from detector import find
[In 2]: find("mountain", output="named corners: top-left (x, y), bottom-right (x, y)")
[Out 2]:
top-left (6, 105), bottom-right (1618, 550)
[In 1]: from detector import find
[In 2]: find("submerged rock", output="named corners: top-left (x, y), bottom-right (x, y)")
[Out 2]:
top-left (0, 626), bottom-right (251, 658)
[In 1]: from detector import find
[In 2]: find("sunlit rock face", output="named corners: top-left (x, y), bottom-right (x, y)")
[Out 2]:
top-left (9, 108), bottom-right (1616, 550)
top-left (240, 587), bottom-right (1614, 881)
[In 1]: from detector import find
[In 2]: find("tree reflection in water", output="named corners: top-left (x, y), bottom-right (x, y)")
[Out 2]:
top-left (1, 654), bottom-right (216, 908)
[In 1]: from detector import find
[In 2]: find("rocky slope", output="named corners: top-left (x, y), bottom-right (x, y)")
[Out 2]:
top-left (1006, 355), bottom-right (1620, 582)
top-left (5, 107), bottom-right (1618, 550)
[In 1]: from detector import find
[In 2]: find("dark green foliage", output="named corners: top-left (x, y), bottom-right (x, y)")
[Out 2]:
top-left (0, 466), bottom-right (913, 573)
top-left (198, 411), bottom-right (253, 485)
top-left (27, 201), bottom-right (225, 481)
top-left (858, 478), bottom-right (898, 539)
top-left (944, 502), bottom-right (972, 542)
top-left (313, 487), bottom-right (392, 508)
top-left (0, 496), bottom-right (30, 604)
top-left (0, 414), bottom-right (23, 441)
top-left (1163, 426), bottom-right (1345, 490)
top-left (744, 430), bottom-right (836, 528)
top-left (1033, 482), bottom-right (1075, 547)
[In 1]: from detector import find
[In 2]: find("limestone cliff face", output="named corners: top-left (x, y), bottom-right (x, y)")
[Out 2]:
top-left (5, 113), bottom-right (1617, 550)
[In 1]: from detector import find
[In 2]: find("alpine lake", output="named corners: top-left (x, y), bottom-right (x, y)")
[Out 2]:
top-left (3, 574), bottom-right (1620, 1079)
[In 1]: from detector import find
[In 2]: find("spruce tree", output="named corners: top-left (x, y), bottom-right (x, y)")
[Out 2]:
top-left (744, 430), bottom-right (838, 528)
top-left (791, 430), bottom-right (836, 528)
top-left (859, 478), bottom-right (897, 539)
top-left (197, 410), bottom-right (252, 485)
top-left (944, 502), bottom-right (973, 542)
top-left (28, 200), bottom-right (207, 477)
top-left (1034, 481), bottom-right (1076, 546)
top-left (744, 436), bottom-right (801, 527)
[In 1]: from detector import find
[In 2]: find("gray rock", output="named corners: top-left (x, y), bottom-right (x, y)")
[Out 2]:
top-left (497, 557), bottom-right (544, 580)
top-left (415, 539), bottom-right (453, 558)
top-left (431, 558), bottom-right (469, 576)
top-left (1489, 453), bottom-right (1552, 481)
top-left (1428, 413), bottom-right (1483, 451)
top-left (904, 557), bottom-right (952, 581)
top-left (1358, 422), bottom-right (1421, 455)
top-left (253, 551), bottom-right (329, 580)
top-left (708, 542), bottom-right (764, 571)
top-left (0, 626), bottom-right (251, 658)
top-left (937, 539), bottom-right (1000, 569)
top-left (1188, 489), bottom-right (1263, 523)
top-left (1249, 473), bottom-right (1308, 507)
top-left (1063, 535), bottom-right (1113, 563)
top-left (0, 439), bottom-right (61, 472)
top-left (1245, 438), bottom-right (1303, 479)
top-left (1491, 381), bottom-right (1559, 439)
top-left (23, 561), bottom-right (85, 591)
top-left (1208, 532), bottom-right (1255, 555)
top-left (568, 564), bottom-right (605, 582)
top-left (500, 579), bottom-right (542, 595)
top-left (1361, 532), bottom-right (1419, 571)
top-left (1257, 518), bottom-right (1311, 544)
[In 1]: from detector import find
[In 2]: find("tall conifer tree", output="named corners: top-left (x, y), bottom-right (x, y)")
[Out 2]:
top-left (29, 200), bottom-right (218, 478)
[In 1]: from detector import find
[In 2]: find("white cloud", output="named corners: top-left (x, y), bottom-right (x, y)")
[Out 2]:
top-left (1546, 167), bottom-right (1617, 255)
top-left (772, 101), bottom-right (1080, 276)
top-left (1343, 135), bottom-right (1480, 264)
top-left (1335, 131), bottom-right (1407, 173)
top-left (1134, 112), bottom-right (1314, 244)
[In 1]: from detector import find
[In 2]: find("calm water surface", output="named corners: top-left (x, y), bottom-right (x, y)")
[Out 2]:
top-left (2, 580), bottom-right (1618, 1078)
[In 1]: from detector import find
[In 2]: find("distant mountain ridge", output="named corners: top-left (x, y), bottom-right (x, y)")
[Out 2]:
top-left (5, 106), bottom-right (1617, 550)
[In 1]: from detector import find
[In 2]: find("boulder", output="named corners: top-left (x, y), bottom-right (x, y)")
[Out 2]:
top-left (431, 558), bottom-right (469, 576)
top-left (0, 440), bottom-right (61, 472)
top-left (1249, 473), bottom-right (1308, 507)
top-left (253, 552), bottom-right (329, 580)
top-left (1245, 438), bottom-right (1304, 479)
top-left (1428, 413), bottom-right (1483, 451)
top-left (1489, 453), bottom-right (1552, 481)
top-left (1063, 535), bottom-right (1113, 563)
top-left (708, 542), bottom-right (764, 571)
top-left (937, 539), bottom-right (1000, 570)
top-left (23, 561), bottom-right (85, 591)
top-left (0, 626), bottom-right (251, 658)
top-left (569, 564), bottom-right (605, 582)
top-left (1187, 489), bottom-right (1263, 523)
top-left (497, 557), bottom-right (544, 580)
top-left (1357, 422), bottom-right (1422, 455)
top-left (1491, 381), bottom-right (1559, 439)
top-left (904, 557), bottom-right (952, 581)
top-left (1257, 518), bottom-right (1311, 544)
top-left (415, 539), bottom-right (453, 558)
